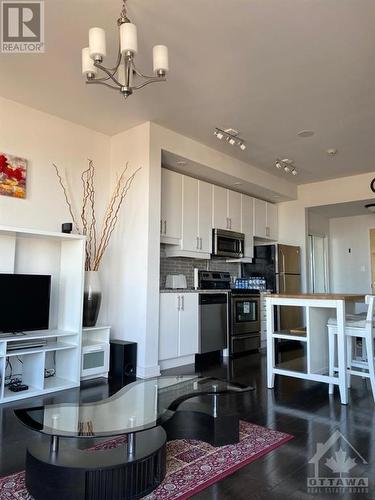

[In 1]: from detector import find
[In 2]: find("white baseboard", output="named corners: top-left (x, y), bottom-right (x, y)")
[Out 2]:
top-left (159, 355), bottom-right (195, 371)
top-left (136, 364), bottom-right (161, 379)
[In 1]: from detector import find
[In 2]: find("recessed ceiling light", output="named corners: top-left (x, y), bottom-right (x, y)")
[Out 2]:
top-left (326, 148), bottom-right (338, 155)
top-left (297, 130), bottom-right (315, 138)
top-left (176, 160), bottom-right (187, 166)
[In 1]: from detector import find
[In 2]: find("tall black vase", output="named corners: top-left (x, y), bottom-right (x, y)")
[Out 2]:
top-left (83, 271), bottom-right (102, 327)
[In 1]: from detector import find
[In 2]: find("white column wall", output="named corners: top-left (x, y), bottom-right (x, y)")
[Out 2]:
top-left (107, 122), bottom-right (161, 378)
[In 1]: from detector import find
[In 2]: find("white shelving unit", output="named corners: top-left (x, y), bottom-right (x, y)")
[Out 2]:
top-left (0, 225), bottom-right (85, 403)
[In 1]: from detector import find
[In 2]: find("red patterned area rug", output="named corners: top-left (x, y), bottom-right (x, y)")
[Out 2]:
top-left (0, 421), bottom-right (292, 500)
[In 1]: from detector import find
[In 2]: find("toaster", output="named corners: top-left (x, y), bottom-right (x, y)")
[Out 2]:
top-left (166, 274), bottom-right (187, 289)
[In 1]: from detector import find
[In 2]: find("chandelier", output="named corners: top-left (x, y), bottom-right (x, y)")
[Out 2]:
top-left (81, 0), bottom-right (169, 99)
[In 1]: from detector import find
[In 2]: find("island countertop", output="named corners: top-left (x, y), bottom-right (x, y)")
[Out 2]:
top-left (269, 293), bottom-right (365, 302)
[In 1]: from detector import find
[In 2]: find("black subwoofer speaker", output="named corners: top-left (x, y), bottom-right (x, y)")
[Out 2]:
top-left (109, 340), bottom-right (137, 386)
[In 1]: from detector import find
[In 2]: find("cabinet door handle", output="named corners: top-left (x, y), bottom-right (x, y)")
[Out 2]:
top-left (160, 219), bottom-right (163, 234)
top-left (226, 217), bottom-right (230, 229)
top-left (196, 236), bottom-right (199, 249)
top-left (230, 218), bottom-right (232, 230)
top-left (177, 295), bottom-right (181, 310)
top-left (181, 295), bottom-right (184, 311)
top-left (164, 220), bottom-right (167, 235)
top-left (200, 237), bottom-right (203, 250)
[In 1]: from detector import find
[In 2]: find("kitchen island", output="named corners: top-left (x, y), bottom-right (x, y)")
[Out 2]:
top-left (266, 293), bottom-right (366, 405)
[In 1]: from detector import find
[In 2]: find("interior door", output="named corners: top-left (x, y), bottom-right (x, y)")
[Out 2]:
top-left (278, 245), bottom-right (301, 274)
top-left (277, 274), bottom-right (303, 331)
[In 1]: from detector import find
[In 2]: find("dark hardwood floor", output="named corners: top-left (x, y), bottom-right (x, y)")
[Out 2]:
top-left (1, 349), bottom-right (375, 499)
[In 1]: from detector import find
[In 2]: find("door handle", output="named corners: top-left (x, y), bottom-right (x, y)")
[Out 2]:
top-left (164, 220), bottom-right (167, 235)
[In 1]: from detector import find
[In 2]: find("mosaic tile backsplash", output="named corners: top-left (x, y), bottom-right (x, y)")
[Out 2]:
top-left (160, 245), bottom-right (241, 289)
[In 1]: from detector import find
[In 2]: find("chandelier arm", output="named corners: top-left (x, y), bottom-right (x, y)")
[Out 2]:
top-left (105, 44), bottom-right (122, 73)
top-left (132, 65), bottom-right (156, 80)
top-left (86, 80), bottom-right (120, 91)
top-left (132, 77), bottom-right (166, 91)
top-left (94, 61), bottom-right (123, 87)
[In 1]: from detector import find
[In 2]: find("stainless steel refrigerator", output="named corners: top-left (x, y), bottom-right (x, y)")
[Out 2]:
top-left (242, 244), bottom-right (303, 332)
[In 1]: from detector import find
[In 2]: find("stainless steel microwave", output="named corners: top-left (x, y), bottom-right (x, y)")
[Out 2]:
top-left (212, 229), bottom-right (245, 258)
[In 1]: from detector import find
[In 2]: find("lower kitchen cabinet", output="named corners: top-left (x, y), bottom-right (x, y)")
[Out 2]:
top-left (159, 293), bottom-right (199, 361)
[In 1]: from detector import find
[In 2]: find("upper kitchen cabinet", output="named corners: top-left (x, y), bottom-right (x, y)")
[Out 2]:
top-left (212, 185), bottom-right (228, 230)
top-left (160, 169), bottom-right (182, 244)
top-left (165, 175), bottom-right (212, 259)
top-left (241, 195), bottom-right (254, 259)
top-left (212, 186), bottom-right (242, 232)
top-left (253, 199), bottom-right (278, 240)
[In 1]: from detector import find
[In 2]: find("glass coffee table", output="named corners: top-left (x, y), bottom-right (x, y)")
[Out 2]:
top-left (15, 376), bottom-right (252, 500)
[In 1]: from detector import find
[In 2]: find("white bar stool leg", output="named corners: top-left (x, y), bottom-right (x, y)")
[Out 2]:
top-left (346, 335), bottom-right (352, 389)
top-left (328, 329), bottom-right (335, 395)
top-left (365, 333), bottom-right (375, 402)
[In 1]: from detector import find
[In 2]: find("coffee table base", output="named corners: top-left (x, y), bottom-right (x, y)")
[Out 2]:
top-left (25, 426), bottom-right (167, 500)
top-left (162, 410), bottom-right (240, 447)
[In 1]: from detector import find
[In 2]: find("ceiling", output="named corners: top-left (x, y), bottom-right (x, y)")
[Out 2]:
top-left (1, 0), bottom-right (375, 185)
top-left (309, 199), bottom-right (375, 218)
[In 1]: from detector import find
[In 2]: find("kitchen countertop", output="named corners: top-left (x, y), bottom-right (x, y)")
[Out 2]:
top-left (269, 293), bottom-right (366, 302)
top-left (160, 289), bottom-right (230, 294)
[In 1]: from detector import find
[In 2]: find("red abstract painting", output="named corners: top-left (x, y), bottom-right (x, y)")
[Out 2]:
top-left (0, 153), bottom-right (27, 199)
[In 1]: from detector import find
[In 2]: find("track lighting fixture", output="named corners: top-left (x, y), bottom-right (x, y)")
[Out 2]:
top-left (275, 159), bottom-right (298, 176)
top-left (214, 128), bottom-right (247, 152)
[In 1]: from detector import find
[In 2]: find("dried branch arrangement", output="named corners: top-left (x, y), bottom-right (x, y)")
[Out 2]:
top-left (53, 160), bottom-right (140, 271)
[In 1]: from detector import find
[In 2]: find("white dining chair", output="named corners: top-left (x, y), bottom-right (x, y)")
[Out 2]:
top-left (327, 295), bottom-right (375, 401)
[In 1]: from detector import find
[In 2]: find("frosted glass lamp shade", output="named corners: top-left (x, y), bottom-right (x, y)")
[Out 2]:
top-left (153, 45), bottom-right (169, 73)
top-left (120, 23), bottom-right (138, 54)
top-left (82, 47), bottom-right (97, 75)
top-left (89, 27), bottom-right (106, 60)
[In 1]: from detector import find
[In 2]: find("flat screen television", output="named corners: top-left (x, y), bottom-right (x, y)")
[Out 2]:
top-left (0, 274), bottom-right (51, 333)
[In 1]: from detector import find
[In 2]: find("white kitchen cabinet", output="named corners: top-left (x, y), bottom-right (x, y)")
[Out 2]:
top-left (198, 180), bottom-right (213, 253)
top-left (160, 169), bottom-right (182, 244)
top-left (159, 293), bottom-right (179, 360)
top-left (254, 199), bottom-right (278, 240)
top-left (241, 195), bottom-right (254, 259)
top-left (228, 190), bottom-right (242, 232)
top-left (181, 176), bottom-right (199, 252)
top-left (266, 202), bottom-right (278, 240)
top-left (212, 185), bottom-right (228, 230)
top-left (179, 293), bottom-right (199, 357)
top-left (212, 186), bottom-right (242, 232)
top-left (254, 199), bottom-right (267, 238)
top-left (166, 176), bottom-right (212, 258)
top-left (159, 293), bottom-right (199, 361)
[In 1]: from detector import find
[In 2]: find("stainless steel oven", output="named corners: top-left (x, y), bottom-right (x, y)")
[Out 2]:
top-left (212, 229), bottom-right (244, 259)
top-left (230, 290), bottom-right (260, 356)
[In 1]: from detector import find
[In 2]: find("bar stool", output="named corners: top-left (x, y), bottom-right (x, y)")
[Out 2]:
top-left (327, 295), bottom-right (375, 401)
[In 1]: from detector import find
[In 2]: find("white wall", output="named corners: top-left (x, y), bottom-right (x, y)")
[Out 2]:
top-left (279, 172), bottom-right (375, 292)
top-left (329, 214), bottom-right (375, 294)
top-left (0, 96), bottom-right (110, 231)
top-left (107, 122), bottom-right (161, 378)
